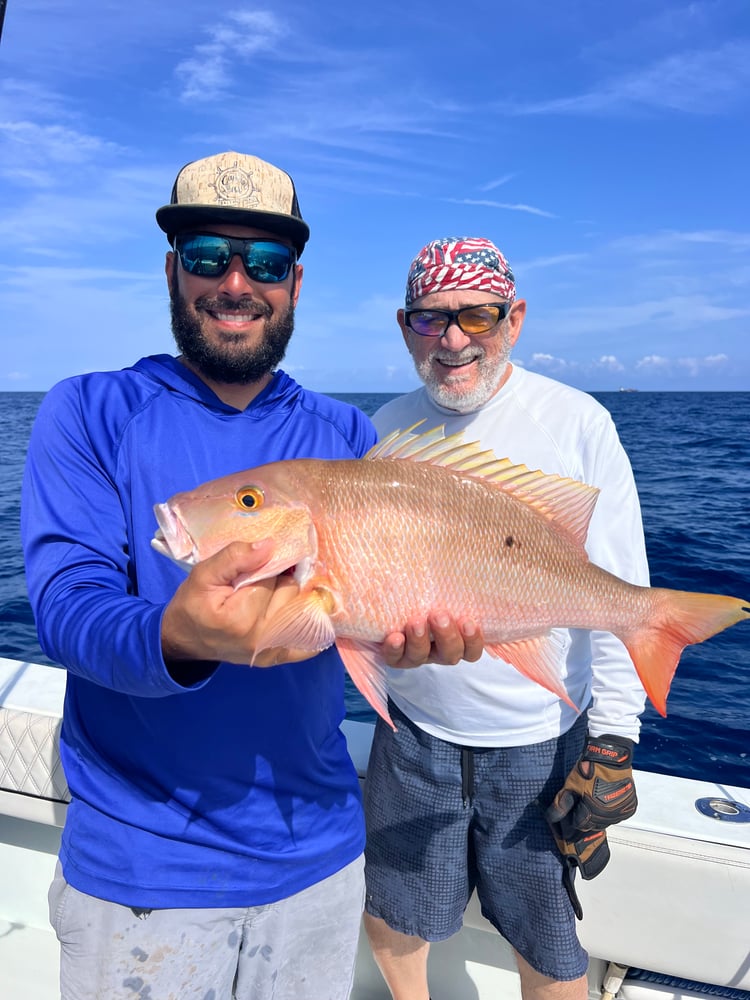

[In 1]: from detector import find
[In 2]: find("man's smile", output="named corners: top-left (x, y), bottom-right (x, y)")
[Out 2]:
top-left (209, 310), bottom-right (263, 325)
top-left (433, 349), bottom-right (483, 373)
top-left (197, 298), bottom-right (270, 329)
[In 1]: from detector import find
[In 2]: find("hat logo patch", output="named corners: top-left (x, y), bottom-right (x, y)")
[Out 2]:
top-left (211, 163), bottom-right (259, 208)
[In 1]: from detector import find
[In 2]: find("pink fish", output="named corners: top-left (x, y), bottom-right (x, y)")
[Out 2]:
top-left (152, 425), bottom-right (750, 728)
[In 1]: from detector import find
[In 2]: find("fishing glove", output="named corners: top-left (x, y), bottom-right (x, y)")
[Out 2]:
top-left (545, 733), bottom-right (637, 910)
top-left (547, 733), bottom-right (637, 839)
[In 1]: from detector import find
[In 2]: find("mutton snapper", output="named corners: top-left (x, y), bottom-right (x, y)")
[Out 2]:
top-left (152, 425), bottom-right (750, 728)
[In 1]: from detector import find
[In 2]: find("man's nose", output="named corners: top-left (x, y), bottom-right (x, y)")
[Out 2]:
top-left (439, 320), bottom-right (472, 350)
top-left (216, 254), bottom-right (257, 295)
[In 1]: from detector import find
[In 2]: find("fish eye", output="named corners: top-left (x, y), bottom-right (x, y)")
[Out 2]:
top-left (235, 486), bottom-right (264, 511)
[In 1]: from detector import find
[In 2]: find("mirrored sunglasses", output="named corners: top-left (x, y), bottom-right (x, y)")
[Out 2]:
top-left (174, 233), bottom-right (296, 283)
top-left (404, 302), bottom-right (511, 337)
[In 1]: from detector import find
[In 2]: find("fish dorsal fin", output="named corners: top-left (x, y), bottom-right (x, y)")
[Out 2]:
top-left (366, 423), bottom-right (600, 549)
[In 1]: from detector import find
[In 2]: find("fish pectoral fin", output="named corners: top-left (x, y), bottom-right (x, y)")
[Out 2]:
top-left (335, 638), bottom-right (395, 731)
top-left (253, 586), bottom-right (339, 659)
top-left (485, 636), bottom-right (579, 712)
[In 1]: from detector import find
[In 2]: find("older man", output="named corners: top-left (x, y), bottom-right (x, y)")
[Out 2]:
top-left (364, 237), bottom-right (649, 1000)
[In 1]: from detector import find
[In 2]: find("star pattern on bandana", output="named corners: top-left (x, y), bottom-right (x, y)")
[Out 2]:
top-left (406, 237), bottom-right (515, 304)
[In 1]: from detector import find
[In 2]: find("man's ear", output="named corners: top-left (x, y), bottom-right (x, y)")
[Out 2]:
top-left (507, 299), bottom-right (527, 347)
top-left (291, 263), bottom-right (304, 307)
top-left (165, 251), bottom-right (176, 296)
top-left (397, 308), bottom-right (410, 347)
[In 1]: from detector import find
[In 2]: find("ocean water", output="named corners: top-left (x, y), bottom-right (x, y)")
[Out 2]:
top-left (2, 390), bottom-right (749, 786)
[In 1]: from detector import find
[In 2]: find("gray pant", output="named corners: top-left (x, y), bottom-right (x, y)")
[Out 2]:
top-left (49, 855), bottom-right (365, 999)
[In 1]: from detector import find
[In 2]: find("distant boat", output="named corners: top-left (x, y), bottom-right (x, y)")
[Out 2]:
top-left (619, 387), bottom-right (639, 392)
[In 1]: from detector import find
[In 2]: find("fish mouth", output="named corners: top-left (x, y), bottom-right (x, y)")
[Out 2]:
top-left (151, 503), bottom-right (198, 569)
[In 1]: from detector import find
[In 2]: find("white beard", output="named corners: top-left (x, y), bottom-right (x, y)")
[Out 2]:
top-left (411, 326), bottom-right (513, 413)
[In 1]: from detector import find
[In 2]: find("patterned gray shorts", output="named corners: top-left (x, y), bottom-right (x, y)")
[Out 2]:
top-left (363, 701), bottom-right (589, 980)
top-left (49, 855), bottom-right (365, 999)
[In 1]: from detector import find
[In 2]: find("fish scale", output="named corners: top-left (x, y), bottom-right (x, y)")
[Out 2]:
top-left (312, 459), bottom-right (601, 638)
top-left (152, 425), bottom-right (750, 728)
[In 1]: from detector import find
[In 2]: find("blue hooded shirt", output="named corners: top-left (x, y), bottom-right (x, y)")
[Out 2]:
top-left (21, 355), bottom-right (377, 907)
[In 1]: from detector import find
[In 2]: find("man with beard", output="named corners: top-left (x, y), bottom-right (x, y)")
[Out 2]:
top-left (21, 154), bottom-right (477, 1000)
top-left (363, 237), bottom-right (650, 1000)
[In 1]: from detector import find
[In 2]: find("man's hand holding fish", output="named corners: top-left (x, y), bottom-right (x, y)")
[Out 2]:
top-left (381, 611), bottom-right (485, 668)
top-left (161, 539), bottom-right (314, 668)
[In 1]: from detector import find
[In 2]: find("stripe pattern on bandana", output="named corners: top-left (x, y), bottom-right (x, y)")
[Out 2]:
top-left (405, 237), bottom-right (516, 306)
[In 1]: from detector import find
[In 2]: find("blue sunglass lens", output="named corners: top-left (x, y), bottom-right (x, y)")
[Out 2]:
top-left (177, 236), bottom-right (293, 282)
top-left (244, 242), bottom-right (294, 282)
top-left (178, 237), bottom-right (229, 276)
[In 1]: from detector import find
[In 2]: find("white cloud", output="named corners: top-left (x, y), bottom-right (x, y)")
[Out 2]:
top-left (0, 121), bottom-right (123, 177)
top-left (0, 78), bottom-right (70, 122)
top-left (518, 253), bottom-right (589, 272)
top-left (636, 353), bottom-right (731, 375)
top-left (521, 351), bottom-right (733, 385)
top-left (611, 228), bottom-right (750, 254)
top-left (531, 353), bottom-right (572, 371)
top-left (528, 354), bottom-right (623, 375)
top-left (594, 355), bottom-right (625, 372)
top-left (175, 10), bottom-right (286, 101)
top-left (0, 164), bottom-right (166, 250)
top-left (478, 175), bottom-right (515, 192)
top-left (515, 41), bottom-right (750, 116)
top-left (637, 355), bottom-right (671, 371)
top-left (445, 198), bottom-right (556, 219)
top-left (533, 295), bottom-right (750, 341)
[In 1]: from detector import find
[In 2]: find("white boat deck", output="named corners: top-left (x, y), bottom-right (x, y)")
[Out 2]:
top-left (0, 812), bottom-right (62, 1000)
top-left (1, 657), bottom-right (749, 1000)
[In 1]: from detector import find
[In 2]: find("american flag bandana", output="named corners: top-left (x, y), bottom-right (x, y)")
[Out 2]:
top-left (405, 237), bottom-right (516, 306)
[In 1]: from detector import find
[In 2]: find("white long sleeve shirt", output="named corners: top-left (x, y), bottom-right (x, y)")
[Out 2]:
top-left (373, 365), bottom-right (649, 746)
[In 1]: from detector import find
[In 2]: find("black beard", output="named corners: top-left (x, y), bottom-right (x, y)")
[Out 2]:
top-left (169, 290), bottom-right (295, 385)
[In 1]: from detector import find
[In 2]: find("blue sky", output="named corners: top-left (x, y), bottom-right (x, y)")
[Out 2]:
top-left (2, 0), bottom-right (749, 394)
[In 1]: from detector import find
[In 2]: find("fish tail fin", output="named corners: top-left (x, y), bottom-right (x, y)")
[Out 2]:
top-left (336, 638), bottom-right (395, 730)
top-left (623, 592), bottom-right (750, 717)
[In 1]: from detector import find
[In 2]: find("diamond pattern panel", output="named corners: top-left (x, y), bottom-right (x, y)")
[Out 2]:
top-left (0, 708), bottom-right (70, 802)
